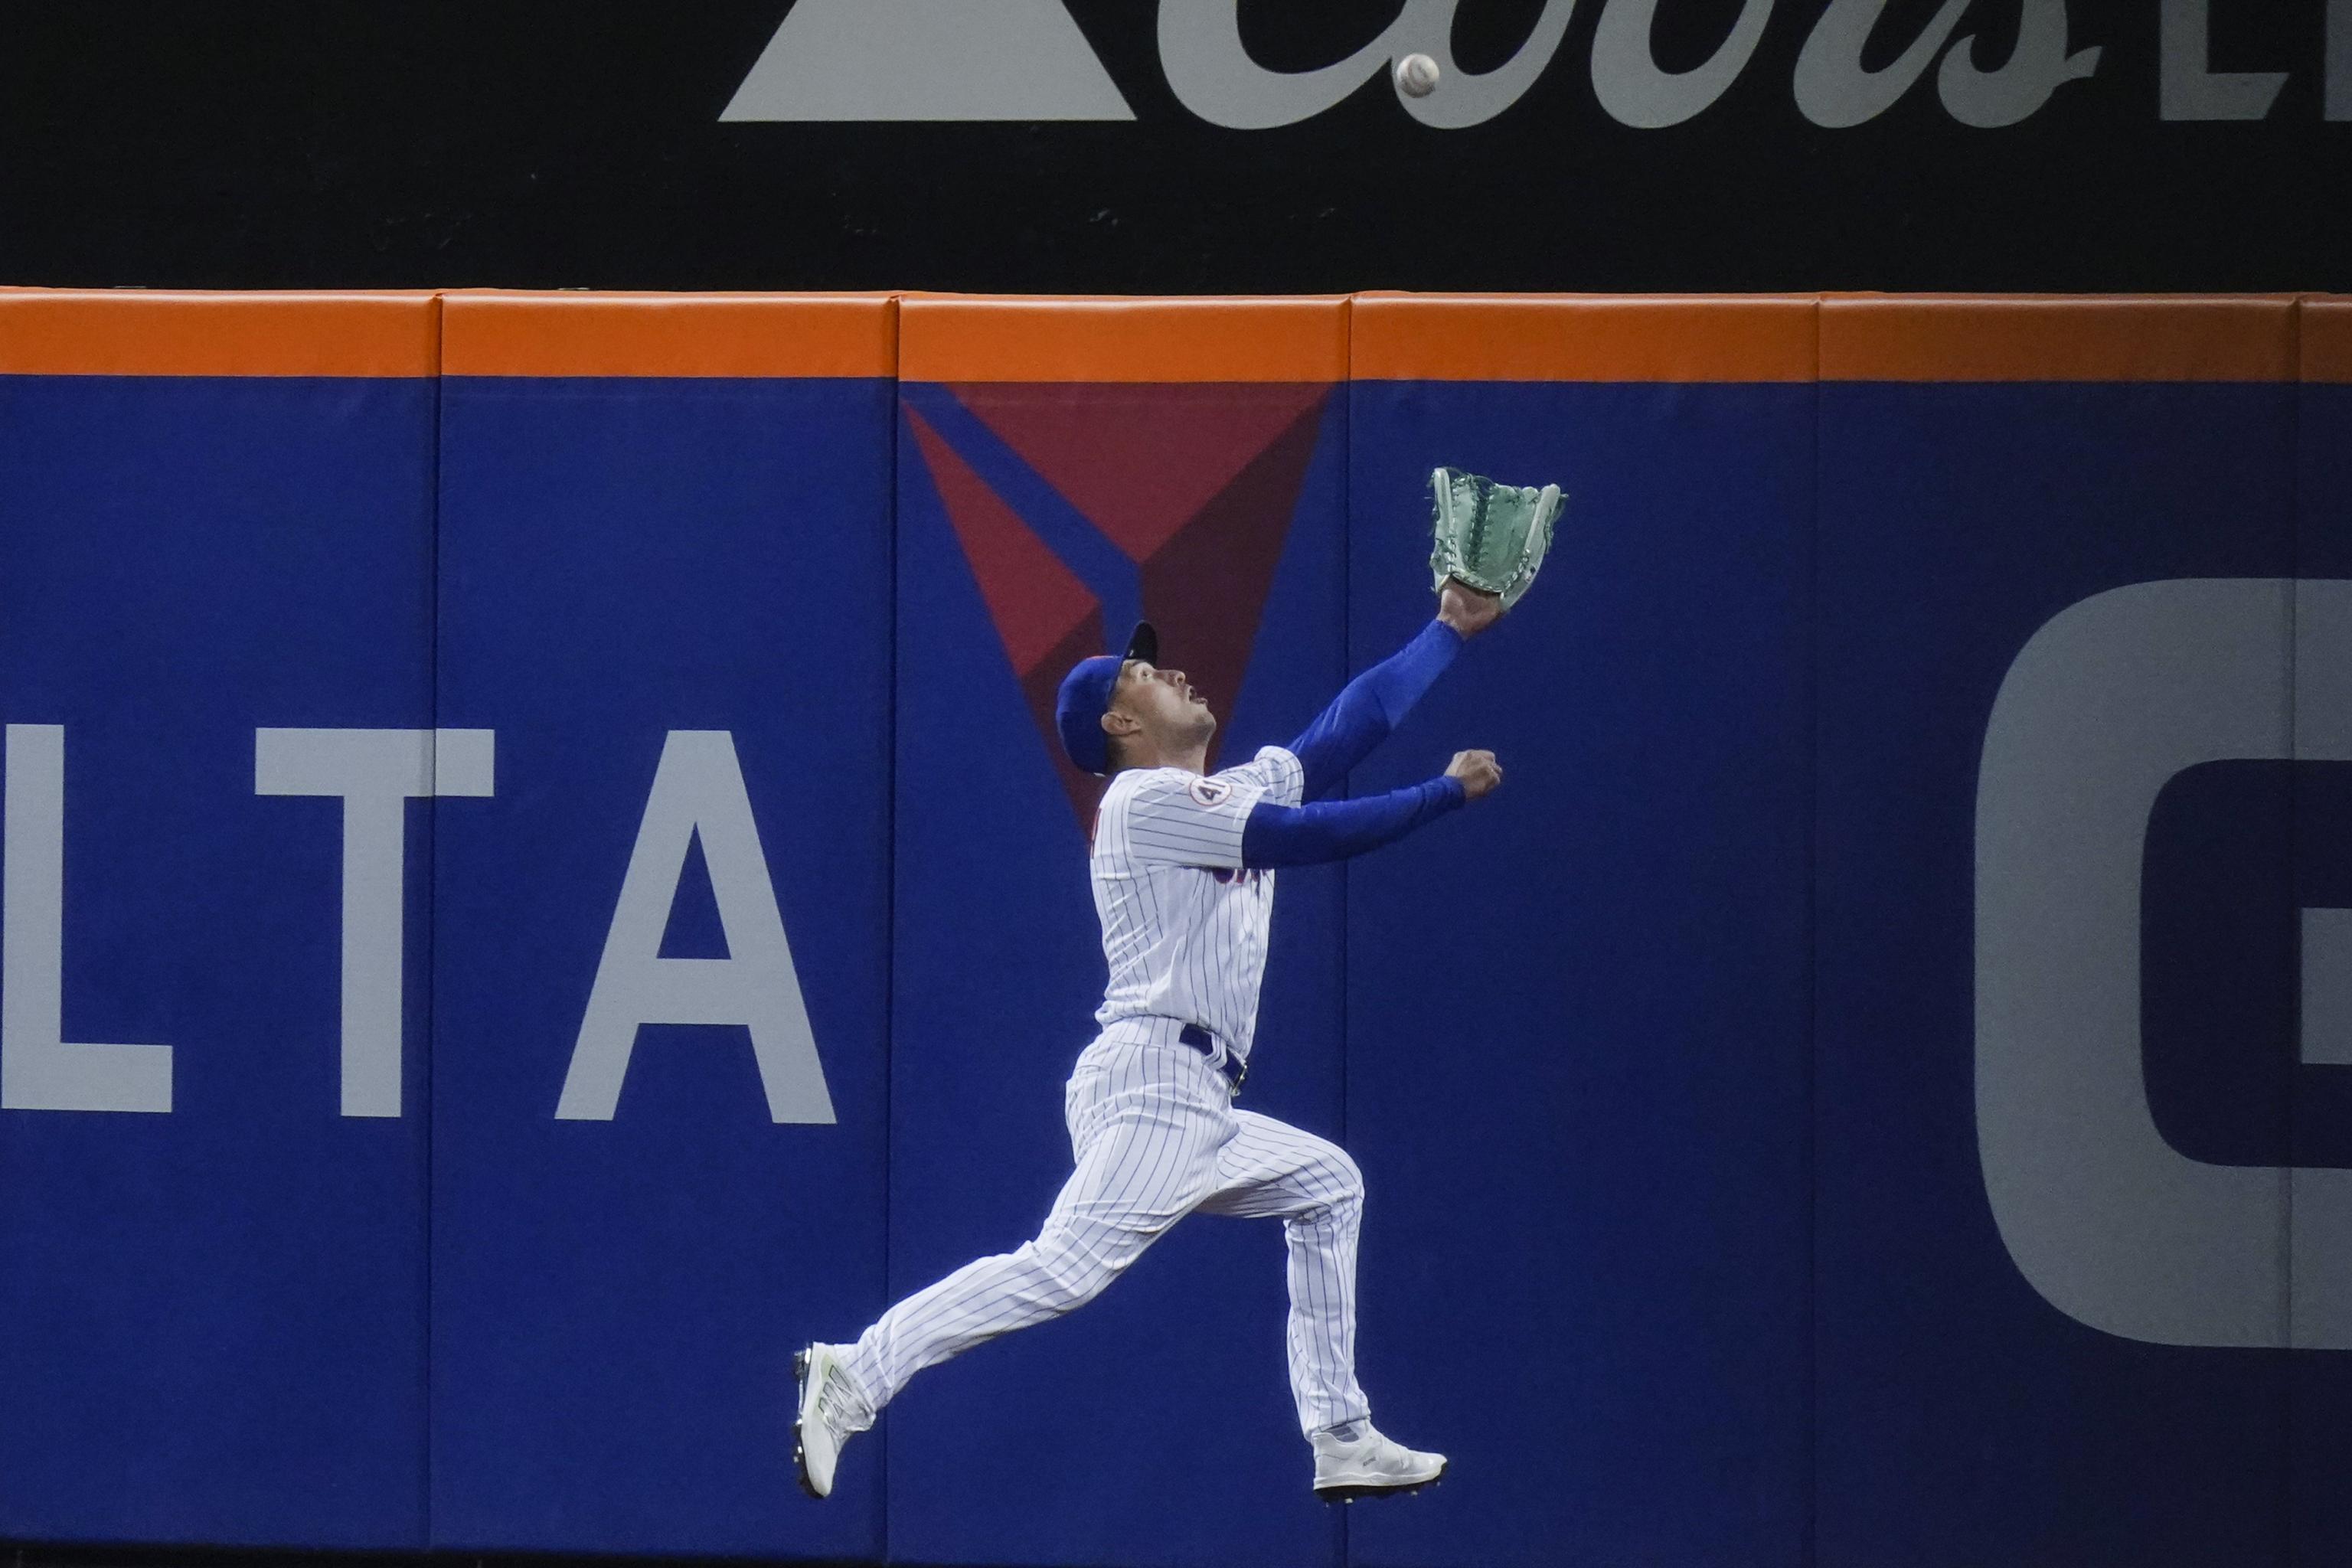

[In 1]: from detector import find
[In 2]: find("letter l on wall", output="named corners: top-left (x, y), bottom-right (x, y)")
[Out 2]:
top-left (2, 725), bottom-right (174, 1112)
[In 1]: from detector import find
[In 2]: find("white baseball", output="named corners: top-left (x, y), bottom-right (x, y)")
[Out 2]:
top-left (1394, 53), bottom-right (1441, 98)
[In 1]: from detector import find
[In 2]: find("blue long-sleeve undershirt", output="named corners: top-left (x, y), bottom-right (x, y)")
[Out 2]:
top-left (1240, 776), bottom-right (1466, 868)
top-left (1285, 619), bottom-right (1464, 802)
top-left (1234, 618), bottom-right (1473, 867)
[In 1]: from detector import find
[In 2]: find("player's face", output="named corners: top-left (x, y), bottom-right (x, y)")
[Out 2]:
top-left (1113, 659), bottom-right (1216, 741)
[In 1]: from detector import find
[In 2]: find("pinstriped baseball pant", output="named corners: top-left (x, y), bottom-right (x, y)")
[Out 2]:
top-left (840, 1035), bottom-right (1372, 1437)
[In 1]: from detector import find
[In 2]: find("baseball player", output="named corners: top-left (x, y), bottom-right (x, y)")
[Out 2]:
top-left (794, 577), bottom-right (1507, 1502)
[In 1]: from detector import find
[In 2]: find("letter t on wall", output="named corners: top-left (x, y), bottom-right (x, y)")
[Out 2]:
top-left (256, 728), bottom-right (495, 1117)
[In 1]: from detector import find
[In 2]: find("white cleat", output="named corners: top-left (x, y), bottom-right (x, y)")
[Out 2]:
top-left (1311, 1422), bottom-right (1448, 1502)
top-left (792, 1342), bottom-right (871, 1500)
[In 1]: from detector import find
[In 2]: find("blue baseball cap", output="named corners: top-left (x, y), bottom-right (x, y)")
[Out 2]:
top-left (1056, 622), bottom-right (1158, 776)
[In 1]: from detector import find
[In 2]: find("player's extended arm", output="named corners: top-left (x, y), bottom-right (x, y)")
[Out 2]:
top-left (1285, 584), bottom-right (1504, 800)
top-left (1285, 621), bottom-right (1462, 800)
top-left (1241, 778), bottom-right (1463, 867)
top-left (1240, 750), bottom-right (1501, 868)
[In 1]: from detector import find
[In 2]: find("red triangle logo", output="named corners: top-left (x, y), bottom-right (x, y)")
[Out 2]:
top-left (905, 405), bottom-right (1107, 819)
top-left (911, 384), bottom-right (1334, 824)
top-left (952, 383), bottom-right (1331, 564)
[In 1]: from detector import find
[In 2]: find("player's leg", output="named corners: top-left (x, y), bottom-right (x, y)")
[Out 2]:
top-left (1197, 1110), bottom-right (1446, 1498)
top-left (1194, 1110), bottom-right (1370, 1432)
top-left (838, 1042), bottom-right (1229, 1418)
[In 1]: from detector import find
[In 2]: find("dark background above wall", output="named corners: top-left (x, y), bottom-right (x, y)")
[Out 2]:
top-left (0, 0), bottom-right (2343, 295)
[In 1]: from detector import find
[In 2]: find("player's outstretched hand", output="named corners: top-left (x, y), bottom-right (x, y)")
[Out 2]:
top-left (1446, 749), bottom-right (1503, 801)
top-left (1438, 578), bottom-right (1504, 638)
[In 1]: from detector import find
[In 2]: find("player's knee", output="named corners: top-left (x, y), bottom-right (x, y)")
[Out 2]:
top-left (1029, 1235), bottom-right (1122, 1313)
top-left (1039, 1256), bottom-right (1117, 1313)
top-left (1319, 1148), bottom-right (1365, 1213)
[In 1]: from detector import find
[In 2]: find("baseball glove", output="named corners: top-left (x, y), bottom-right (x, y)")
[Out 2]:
top-left (1427, 466), bottom-right (1564, 612)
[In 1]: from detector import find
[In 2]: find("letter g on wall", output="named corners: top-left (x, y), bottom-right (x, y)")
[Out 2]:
top-left (1977, 579), bottom-right (2352, 1350)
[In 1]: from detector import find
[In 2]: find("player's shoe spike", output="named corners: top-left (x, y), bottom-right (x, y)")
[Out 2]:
top-left (793, 1342), bottom-right (871, 1500)
top-left (1310, 1422), bottom-right (1447, 1502)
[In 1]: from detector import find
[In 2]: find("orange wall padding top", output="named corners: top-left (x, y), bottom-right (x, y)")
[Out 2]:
top-left (2, 289), bottom-right (2348, 382)
top-left (439, 292), bottom-right (897, 379)
top-left (1352, 294), bottom-right (1816, 382)
top-left (898, 296), bottom-right (1348, 384)
top-left (0, 290), bottom-right (439, 377)
top-left (1819, 296), bottom-right (2297, 383)
top-left (2304, 298), bottom-right (2352, 384)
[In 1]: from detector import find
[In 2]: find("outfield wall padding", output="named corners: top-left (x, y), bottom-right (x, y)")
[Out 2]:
top-left (1, 290), bottom-right (2347, 1568)
top-left (426, 294), bottom-right (897, 1560)
top-left (890, 296), bottom-right (1351, 1568)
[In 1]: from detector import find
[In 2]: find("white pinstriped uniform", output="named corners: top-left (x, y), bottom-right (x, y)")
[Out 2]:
top-left (839, 744), bottom-right (1373, 1437)
top-left (1093, 744), bottom-right (1304, 1063)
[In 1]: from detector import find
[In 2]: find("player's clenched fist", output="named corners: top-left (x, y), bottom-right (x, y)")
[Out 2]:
top-left (1446, 749), bottom-right (1502, 801)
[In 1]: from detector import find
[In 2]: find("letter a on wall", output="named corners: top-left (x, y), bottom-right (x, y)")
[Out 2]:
top-left (557, 730), bottom-right (835, 1123)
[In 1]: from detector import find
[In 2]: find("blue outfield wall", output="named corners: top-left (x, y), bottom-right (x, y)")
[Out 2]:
top-left (1344, 373), bottom-right (1815, 1568)
top-left (1812, 371), bottom-right (2295, 1568)
top-left (427, 370), bottom-right (894, 1560)
top-left (1, 290), bottom-right (2350, 1566)
top-left (0, 369), bottom-right (438, 1547)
